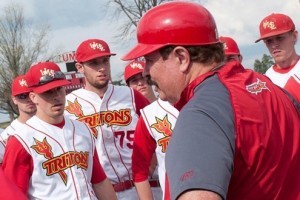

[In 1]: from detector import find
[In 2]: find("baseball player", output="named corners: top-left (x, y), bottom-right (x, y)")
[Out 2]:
top-left (255, 13), bottom-right (300, 103)
top-left (64, 39), bottom-right (150, 200)
top-left (219, 36), bottom-right (243, 63)
top-left (122, 2), bottom-right (300, 200)
top-left (124, 60), bottom-right (157, 103)
top-left (0, 75), bottom-right (36, 144)
top-left (124, 60), bottom-right (163, 199)
top-left (132, 95), bottom-right (178, 200)
top-left (2, 62), bottom-right (117, 200)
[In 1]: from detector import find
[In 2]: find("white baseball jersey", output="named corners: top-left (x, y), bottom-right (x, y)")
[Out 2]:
top-left (265, 60), bottom-right (300, 102)
top-left (138, 99), bottom-right (179, 197)
top-left (65, 84), bottom-right (141, 184)
top-left (14, 116), bottom-right (97, 200)
top-left (0, 119), bottom-right (23, 143)
top-left (0, 140), bottom-right (4, 163)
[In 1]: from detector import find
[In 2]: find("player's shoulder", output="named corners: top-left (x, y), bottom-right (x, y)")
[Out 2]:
top-left (66, 88), bottom-right (84, 97)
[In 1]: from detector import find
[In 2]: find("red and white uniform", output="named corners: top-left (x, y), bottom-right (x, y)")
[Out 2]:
top-left (265, 60), bottom-right (300, 103)
top-left (65, 84), bottom-right (149, 199)
top-left (0, 119), bottom-right (23, 163)
top-left (132, 99), bottom-right (178, 198)
top-left (2, 116), bottom-right (105, 200)
top-left (0, 119), bottom-right (23, 143)
top-left (0, 140), bottom-right (4, 163)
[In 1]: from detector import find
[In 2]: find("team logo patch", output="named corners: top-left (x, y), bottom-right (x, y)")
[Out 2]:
top-left (31, 137), bottom-right (89, 185)
top-left (262, 20), bottom-right (277, 30)
top-left (151, 114), bottom-right (173, 153)
top-left (130, 62), bottom-right (143, 69)
top-left (246, 78), bottom-right (270, 95)
top-left (65, 98), bottom-right (132, 138)
top-left (19, 78), bottom-right (28, 87)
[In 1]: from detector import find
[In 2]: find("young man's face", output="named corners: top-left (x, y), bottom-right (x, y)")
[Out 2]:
top-left (13, 93), bottom-right (36, 115)
top-left (263, 31), bottom-right (298, 64)
top-left (76, 56), bottom-right (111, 90)
top-left (128, 73), bottom-right (154, 98)
top-left (30, 87), bottom-right (66, 121)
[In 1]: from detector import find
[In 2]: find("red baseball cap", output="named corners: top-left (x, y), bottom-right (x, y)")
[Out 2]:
top-left (26, 62), bottom-right (71, 94)
top-left (219, 36), bottom-right (240, 55)
top-left (255, 13), bottom-right (295, 43)
top-left (12, 75), bottom-right (31, 96)
top-left (124, 60), bottom-right (145, 82)
top-left (75, 39), bottom-right (116, 62)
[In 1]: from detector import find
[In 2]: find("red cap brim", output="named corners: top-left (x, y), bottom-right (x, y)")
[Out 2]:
top-left (32, 80), bottom-right (71, 94)
top-left (78, 52), bottom-right (116, 63)
top-left (12, 88), bottom-right (32, 96)
top-left (255, 29), bottom-right (292, 43)
top-left (122, 43), bottom-right (165, 61)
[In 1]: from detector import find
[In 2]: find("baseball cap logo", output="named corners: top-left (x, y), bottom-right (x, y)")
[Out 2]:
top-left (89, 41), bottom-right (106, 52)
top-left (130, 62), bottom-right (143, 69)
top-left (19, 78), bottom-right (28, 87)
top-left (223, 42), bottom-right (228, 50)
top-left (263, 20), bottom-right (277, 30)
top-left (40, 68), bottom-right (55, 77)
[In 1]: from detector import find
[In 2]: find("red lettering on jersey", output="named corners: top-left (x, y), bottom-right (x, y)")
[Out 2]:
top-left (31, 137), bottom-right (68, 185)
top-left (65, 99), bottom-right (84, 117)
top-left (151, 114), bottom-right (174, 153)
top-left (31, 137), bottom-right (54, 159)
top-left (66, 98), bottom-right (133, 138)
top-left (31, 137), bottom-right (89, 185)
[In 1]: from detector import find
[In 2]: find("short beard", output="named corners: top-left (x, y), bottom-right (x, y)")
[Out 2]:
top-left (92, 80), bottom-right (109, 89)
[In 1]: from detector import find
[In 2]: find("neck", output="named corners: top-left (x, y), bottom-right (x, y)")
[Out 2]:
top-left (85, 83), bottom-right (108, 98)
top-left (145, 92), bottom-right (157, 103)
top-left (36, 113), bottom-right (64, 125)
top-left (276, 53), bottom-right (300, 69)
top-left (17, 112), bottom-right (34, 123)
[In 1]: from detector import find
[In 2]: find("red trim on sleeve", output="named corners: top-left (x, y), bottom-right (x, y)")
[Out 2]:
top-left (91, 149), bottom-right (107, 184)
top-left (132, 117), bottom-right (156, 182)
top-left (2, 136), bottom-right (33, 193)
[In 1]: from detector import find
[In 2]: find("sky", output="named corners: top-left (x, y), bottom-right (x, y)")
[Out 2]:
top-left (0, 0), bottom-right (300, 121)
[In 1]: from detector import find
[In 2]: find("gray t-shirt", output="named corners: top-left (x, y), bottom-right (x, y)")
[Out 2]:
top-left (165, 74), bottom-right (235, 199)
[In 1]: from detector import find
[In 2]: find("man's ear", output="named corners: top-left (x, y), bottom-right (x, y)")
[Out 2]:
top-left (12, 96), bottom-right (18, 105)
top-left (29, 92), bottom-right (37, 104)
top-left (174, 46), bottom-right (190, 73)
top-left (76, 62), bottom-right (84, 73)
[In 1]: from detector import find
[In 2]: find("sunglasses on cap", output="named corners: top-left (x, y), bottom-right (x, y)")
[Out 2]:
top-left (33, 71), bottom-right (66, 87)
top-left (16, 93), bottom-right (29, 100)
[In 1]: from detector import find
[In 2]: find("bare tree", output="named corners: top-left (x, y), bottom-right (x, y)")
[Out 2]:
top-left (107, 0), bottom-right (173, 42)
top-left (0, 3), bottom-right (54, 121)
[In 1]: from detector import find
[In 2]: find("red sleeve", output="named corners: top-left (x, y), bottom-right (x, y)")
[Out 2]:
top-left (91, 149), bottom-right (107, 184)
top-left (0, 168), bottom-right (27, 200)
top-left (132, 116), bottom-right (156, 182)
top-left (2, 136), bottom-right (33, 193)
top-left (133, 89), bottom-right (150, 116)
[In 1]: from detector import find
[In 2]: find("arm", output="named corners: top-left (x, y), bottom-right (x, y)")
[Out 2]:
top-left (2, 136), bottom-right (33, 193)
top-left (91, 150), bottom-right (117, 200)
top-left (135, 180), bottom-right (154, 200)
top-left (178, 191), bottom-right (222, 200)
top-left (93, 178), bottom-right (117, 200)
top-left (132, 117), bottom-right (157, 199)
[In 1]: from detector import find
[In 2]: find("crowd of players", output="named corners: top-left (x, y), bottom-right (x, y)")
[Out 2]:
top-left (0, 2), bottom-right (300, 200)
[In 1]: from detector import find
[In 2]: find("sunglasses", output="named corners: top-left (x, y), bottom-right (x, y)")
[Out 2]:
top-left (33, 71), bottom-right (66, 87)
top-left (16, 93), bottom-right (29, 100)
